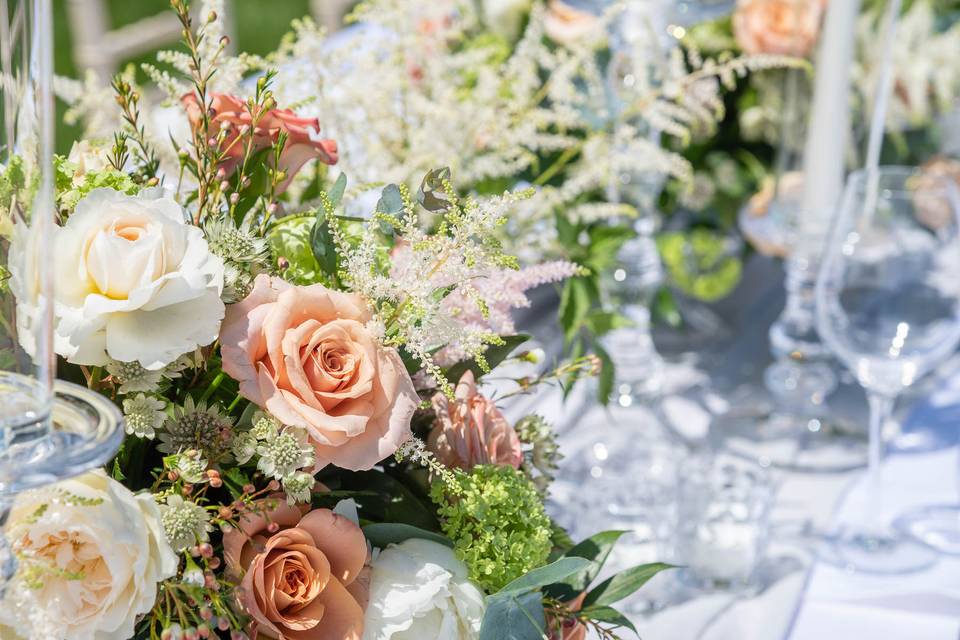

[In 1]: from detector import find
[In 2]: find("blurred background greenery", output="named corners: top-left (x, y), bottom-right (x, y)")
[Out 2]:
top-left (53, 0), bottom-right (315, 152)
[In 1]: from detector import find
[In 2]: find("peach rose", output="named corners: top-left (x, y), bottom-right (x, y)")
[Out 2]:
top-left (220, 274), bottom-right (418, 471)
top-left (181, 92), bottom-right (338, 192)
top-left (224, 500), bottom-right (370, 640)
top-left (427, 370), bottom-right (522, 470)
top-left (733, 0), bottom-right (827, 58)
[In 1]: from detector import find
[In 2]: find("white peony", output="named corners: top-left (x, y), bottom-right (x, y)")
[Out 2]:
top-left (0, 470), bottom-right (177, 640)
top-left (363, 538), bottom-right (486, 640)
top-left (52, 187), bottom-right (224, 369)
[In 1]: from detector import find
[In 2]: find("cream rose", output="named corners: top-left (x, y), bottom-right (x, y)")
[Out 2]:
top-left (219, 274), bottom-right (418, 471)
top-left (52, 187), bottom-right (225, 369)
top-left (733, 0), bottom-right (827, 58)
top-left (362, 539), bottom-right (486, 640)
top-left (2, 470), bottom-right (177, 640)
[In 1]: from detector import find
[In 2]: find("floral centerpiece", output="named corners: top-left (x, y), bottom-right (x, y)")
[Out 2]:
top-left (57, 0), bottom-right (800, 401)
top-left (0, 2), bottom-right (671, 639)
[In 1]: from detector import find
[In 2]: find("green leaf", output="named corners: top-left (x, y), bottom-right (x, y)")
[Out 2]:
top-left (583, 563), bottom-right (675, 608)
top-left (543, 530), bottom-right (627, 601)
top-left (376, 183), bottom-right (404, 215)
top-left (362, 523), bottom-right (453, 549)
top-left (593, 342), bottom-right (615, 406)
top-left (579, 605), bottom-right (638, 636)
top-left (417, 167), bottom-right (453, 211)
top-left (559, 277), bottom-right (593, 344)
top-left (111, 456), bottom-right (126, 482)
top-left (309, 211), bottom-right (338, 279)
top-left (328, 172), bottom-right (347, 208)
top-left (499, 557), bottom-right (591, 595)
top-left (330, 469), bottom-right (439, 530)
top-left (480, 591), bottom-right (546, 640)
top-left (442, 334), bottom-right (529, 383)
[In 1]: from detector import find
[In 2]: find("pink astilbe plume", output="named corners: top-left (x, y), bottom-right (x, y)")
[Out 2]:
top-left (437, 260), bottom-right (581, 366)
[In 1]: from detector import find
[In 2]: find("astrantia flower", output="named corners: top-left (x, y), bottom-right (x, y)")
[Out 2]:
top-left (231, 431), bottom-right (258, 465)
top-left (281, 471), bottom-right (316, 505)
top-left (257, 427), bottom-right (315, 480)
top-left (363, 539), bottom-right (485, 640)
top-left (250, 411), bottom-right (280, 441)
top-left (160, 494), bottom-right (211, 552)
top-left (157, 396), bottom-right (233, 460)
top-left (106, 359), bottom-right (165, 394)
top-left (174, 450), bottom-right (209, 484)
top-left (48, 188), bottom-right (225, 370)
top-left (203, 216), bottom-right (271, 302)
top-left (122, 394), bottom-right (166, 439)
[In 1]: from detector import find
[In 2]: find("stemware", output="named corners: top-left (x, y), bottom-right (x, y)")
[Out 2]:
top-left (815, 166), bottom-right (960, 573)
top-left (0, 0), bottom-right (122, 589)
top-left (896, 440), bottom-right (960, 554)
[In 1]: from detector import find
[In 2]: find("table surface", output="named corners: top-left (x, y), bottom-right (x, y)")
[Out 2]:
top-left (500, 254), bottom-right (960, 640)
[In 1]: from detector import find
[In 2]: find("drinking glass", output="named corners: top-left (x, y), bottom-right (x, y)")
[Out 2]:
top-left (815, 166), bottom-right (960, 573)
top-left (0, 0), bottom-right (122, 589)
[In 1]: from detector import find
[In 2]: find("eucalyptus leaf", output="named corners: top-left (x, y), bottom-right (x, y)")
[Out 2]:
top-left (328, 172), bottom-right (347, 208)
top-left (362, 523), bottom-right (453, 549)
top-left (479, 591), bottom-right (546, 640)
top-left (579, 605), bottom-right (638, 636)
top-left (593, 342), bottom-right (615, 406)
top-left (376, 183), bottom-right (404, 215)
top-left (583, 562), bottom-right (675, 608)
top-left (498, 557), bottom-right (591, 595)
top-left (543, 530), bottom-right (627, 601)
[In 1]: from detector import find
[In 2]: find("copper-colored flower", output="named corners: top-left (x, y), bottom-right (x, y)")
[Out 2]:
top-left (427, 370), bottom-right (522, 470)
top-left (223, 500), bottom-right (369, 640)
top-left (733, 0), bottom-right (827, 58)
top-left (181, 92), bottom-right (338, 192)
top-left (219, 275), bottom-right (418, 471)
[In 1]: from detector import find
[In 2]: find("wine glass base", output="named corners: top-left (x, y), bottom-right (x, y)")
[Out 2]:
top-left (713, 411), bottom-right (867, 473)
top-left (0, 380), bottom-right (123, 588)
top-left (818, 529), bottom-right (939, 574)
top-left (895, 505), bottom-right (960, 555)
top-left (0, 380), bottom-right (124, 496)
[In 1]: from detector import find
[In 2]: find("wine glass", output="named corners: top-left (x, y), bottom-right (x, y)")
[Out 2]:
top-left (0, 0), bottom-right (122, 589)
top-left (815, 166), bottom-right (960, 573)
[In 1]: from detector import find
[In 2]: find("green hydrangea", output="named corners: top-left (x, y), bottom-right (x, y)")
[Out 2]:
top-left (267, 216), bottom-right (322, 285)
top-left (54, 155), bottom-right (139, 212)
top-left (431, 464), bottom-right (552, 592)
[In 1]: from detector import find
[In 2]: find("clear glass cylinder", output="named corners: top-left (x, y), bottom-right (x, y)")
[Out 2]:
top-left (0, 0), bottom-right (56, 452)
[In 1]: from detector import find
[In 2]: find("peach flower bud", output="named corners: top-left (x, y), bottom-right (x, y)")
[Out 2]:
top-left (427, 370), bottom-right (523, 470)
top-left (733, 0), bottom-right (827, 58)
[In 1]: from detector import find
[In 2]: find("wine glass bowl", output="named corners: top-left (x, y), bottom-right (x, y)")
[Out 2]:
top-left (817, 168), bottom-right (960, 398)
top-left (814, 166), bottom-right (960, 573)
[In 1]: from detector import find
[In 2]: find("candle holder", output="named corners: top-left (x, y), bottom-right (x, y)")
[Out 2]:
top-left (675, 452), bottom-right (774, 590)
top-left (0, 0), bottom-right (123, 589)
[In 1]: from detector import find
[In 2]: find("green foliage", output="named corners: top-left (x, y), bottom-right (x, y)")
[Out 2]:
top-left (362, 523), bottom-right (453, 549)
top-left (431, 465), bottom-right (553, 592)
top-left (268, 216), bottom-right (323, 284)
top-left (658, 229), bottom-right (742, 302)
top-left (480, 558), bottom-right (591, 640)
top-left (54, 155), bottom-right (140, 212)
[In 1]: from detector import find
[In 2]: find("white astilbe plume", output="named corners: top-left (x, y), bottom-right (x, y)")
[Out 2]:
top-left (330, 180), bottom-right (531, 394)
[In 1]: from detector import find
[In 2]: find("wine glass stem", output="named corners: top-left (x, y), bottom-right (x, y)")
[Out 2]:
top-left (865, 392), bottom-right (895, 536)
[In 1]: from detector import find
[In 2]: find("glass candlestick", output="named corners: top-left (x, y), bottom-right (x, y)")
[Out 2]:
top-left (0, 0), bottom-right (123, 590)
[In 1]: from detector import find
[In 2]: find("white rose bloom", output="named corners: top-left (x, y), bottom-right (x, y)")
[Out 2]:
top-left (1, 470), bottom-right (177, 640)
top-left (52, 187), bottom-right (224, 369)
top-left (363, 539), bottom-right (486, 640)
